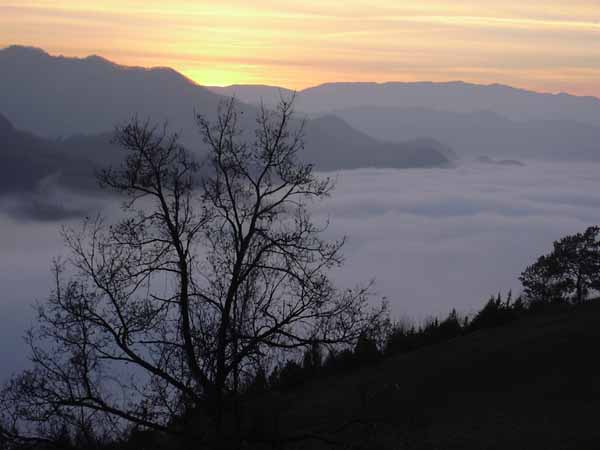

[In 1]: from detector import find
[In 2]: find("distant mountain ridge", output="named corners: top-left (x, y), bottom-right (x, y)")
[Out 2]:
top-left (209, 84), bottom-right (296, 110)
top-left (210, 84), bottom-right (600, 161)
top-left (3, 45), bottom-right (599, 165)
top-left (332, 106), bottom-right (600, 161)
top-left (209, 81), bottom-right (600, 125)
top-left (302, 115), bottom-right (455, 170)
top-left (0, 45), bottom-right (223, 140)
top-left (0, 45), bottom-right (452, 171)
top-left (0, 113), bottom-right (452, 222)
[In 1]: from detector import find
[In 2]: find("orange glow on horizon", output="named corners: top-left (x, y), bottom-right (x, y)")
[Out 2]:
top-left (1, 0), bottom-right (599, 97)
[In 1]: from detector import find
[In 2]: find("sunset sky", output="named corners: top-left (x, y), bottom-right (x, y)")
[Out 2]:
top-left (1, 0), bottom-right (600, 95)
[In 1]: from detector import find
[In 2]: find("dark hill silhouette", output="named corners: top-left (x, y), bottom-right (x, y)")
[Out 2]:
top-left (303, 115), bottom-right (456, 170)
top-left (333, 106), bottom-right (600, 161)
top-left (263, 300), bottom-right (600, 449)
top-left (0, 113), bottom-right (96, 194)
top-left (0, 46), bottom-right (451, 171)
top-left (210, 81), bottom-right (600, 125)
top-left (0, 45), bottom-right (222, 139)
top-left (0, 113), bottom-right (123, 220)
top-left (0, 110), bottom-right (452, 221)
top-left (0, 112), bottom-right (128, 193)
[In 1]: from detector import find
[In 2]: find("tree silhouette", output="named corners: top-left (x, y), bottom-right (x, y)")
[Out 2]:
top-left (552, 226), bottom-right (600, 303)
top-left (0, 98), bottom-right (385, 449)
top-left (469, 292), bottom-right (518, 331)
top-left (520, 226), bottom-right (600, 305)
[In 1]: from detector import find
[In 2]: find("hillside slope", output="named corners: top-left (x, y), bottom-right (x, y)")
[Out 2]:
top-left (268, 301), bottom-right (600, 449)
top-left (0, 113), bottom-right (114, 195)
top-left (0, 45), bottom-right (223, 140)
top-left (0, 113), bottom-right (123, 220)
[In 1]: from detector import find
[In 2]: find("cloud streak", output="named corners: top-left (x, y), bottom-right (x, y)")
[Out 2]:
top-left (2, 1), bottom-right (600, 94)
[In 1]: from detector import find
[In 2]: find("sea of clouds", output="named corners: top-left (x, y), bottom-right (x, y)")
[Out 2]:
top-left (313, 161), bottom-right (600, 320)
top-left (2, 161), bottom-right (600, 379)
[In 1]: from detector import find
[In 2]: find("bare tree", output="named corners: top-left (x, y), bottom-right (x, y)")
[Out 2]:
top-left (0, 98), bottom-right (385, 449)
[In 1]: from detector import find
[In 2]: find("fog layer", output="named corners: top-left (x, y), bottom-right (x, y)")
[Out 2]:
top-left (2, 161), bottom-right (600, 380)
top-left (313, 161), bottom-right (600, 319)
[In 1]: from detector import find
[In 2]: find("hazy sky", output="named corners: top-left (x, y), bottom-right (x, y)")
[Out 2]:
top-left (1, 0), bottom-right (600, 95)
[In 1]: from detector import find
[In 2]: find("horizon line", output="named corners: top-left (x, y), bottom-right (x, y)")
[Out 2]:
top-left (2, 43), bottom-right (600, 102)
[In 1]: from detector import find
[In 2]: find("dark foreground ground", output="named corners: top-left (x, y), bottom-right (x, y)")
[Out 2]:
top-left (251, 301), bottom-right (600, 449)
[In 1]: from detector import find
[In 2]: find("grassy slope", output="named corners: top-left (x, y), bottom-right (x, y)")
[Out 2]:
top-left (262, 301), bottom-right (600, 449)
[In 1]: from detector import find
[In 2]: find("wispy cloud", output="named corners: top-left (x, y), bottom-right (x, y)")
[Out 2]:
top-left (1, 0), bottom-right (599, 93)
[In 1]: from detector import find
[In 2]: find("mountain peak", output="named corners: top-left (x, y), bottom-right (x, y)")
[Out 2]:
top-left (83, 54), bottom-right (113, 64)
top-left (0, 45), bottom-right (50, 59)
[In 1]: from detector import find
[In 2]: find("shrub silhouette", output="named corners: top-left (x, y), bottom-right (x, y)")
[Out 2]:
top-left (354, 333), bottom-right (382, 364)
top-left (469, 292), bottom-right (519, 331)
